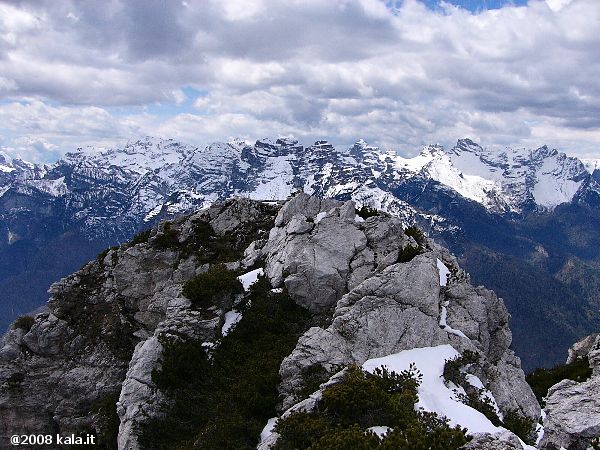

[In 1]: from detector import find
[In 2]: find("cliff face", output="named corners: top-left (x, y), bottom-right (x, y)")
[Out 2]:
top-left (540, 333), bottom-right (600, 450)
top-left (0, 194), bottom-right (540, 449)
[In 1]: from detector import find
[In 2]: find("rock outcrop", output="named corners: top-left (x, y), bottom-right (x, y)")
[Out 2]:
top-left (257, 195), bottom-right (538, 422)
top-left (0, 194), bottom-right (541, 449)
top-left (540, 333), bottom-right (600, 450)
top-left (0, 198), bottom-right (278, 449)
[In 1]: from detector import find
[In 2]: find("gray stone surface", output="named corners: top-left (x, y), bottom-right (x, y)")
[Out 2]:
top-left (540, 333), bottom-right (600, 450)
top-left (463, 431), bottom-right (524, 450)
top-left (0, 195), bottom-right (543, 450)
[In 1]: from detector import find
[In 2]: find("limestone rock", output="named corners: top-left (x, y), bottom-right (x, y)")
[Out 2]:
top-left (464, 431), bottom-right (524, 450)
top-left (540, 333), bottom-right (600, 450)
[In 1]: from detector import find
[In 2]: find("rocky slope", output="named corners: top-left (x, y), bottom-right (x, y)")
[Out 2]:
top-left (539, 333), bottom-right (600, 450)
top-left (1, 137), bottom-right (599, 370)
top-left (0, 194), bottom-right (541, 449)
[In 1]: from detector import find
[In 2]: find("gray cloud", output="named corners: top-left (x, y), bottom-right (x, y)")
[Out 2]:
top-left (0, 0), bottom-right (599, 162)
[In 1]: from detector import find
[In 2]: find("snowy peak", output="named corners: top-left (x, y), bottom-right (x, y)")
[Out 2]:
top-left (414, 139), bottom-right (593, 212)
top-left (1, 136), bottom-right (598, 241)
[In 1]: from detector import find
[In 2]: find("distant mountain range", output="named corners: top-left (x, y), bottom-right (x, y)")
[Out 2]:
top-left (1, 136), bottom-right (599, 369)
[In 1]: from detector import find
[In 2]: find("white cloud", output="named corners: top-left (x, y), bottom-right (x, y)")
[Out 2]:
top-left (0, 0), bottom-right (599, 162)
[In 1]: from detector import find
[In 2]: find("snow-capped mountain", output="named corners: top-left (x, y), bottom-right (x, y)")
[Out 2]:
top-left (1, 136), bottom-right (600, 369)
top-left (2, 136), bottom-right (596, 241)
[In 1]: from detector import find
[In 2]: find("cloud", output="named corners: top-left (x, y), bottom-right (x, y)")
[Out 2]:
top-left (0, 0), bottom-right (599, 162)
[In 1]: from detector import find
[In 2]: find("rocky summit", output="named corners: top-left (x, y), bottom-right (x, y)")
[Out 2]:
top-left (0, 194), bottom-right (555, 449)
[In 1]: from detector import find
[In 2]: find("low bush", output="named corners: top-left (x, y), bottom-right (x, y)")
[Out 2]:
top-left (404, 225), bottom-right (426, 246)
top-left (444, 351), bottom-right (535, 443)
top-left (91, 392), bottom-right (120, 450)
top-left (153, 222), bottom-right (179, 249)
top-left (182, 264), bottom-right (243, 308)
top-left (503, 409), bottom-right (536, 445)
top-left (274, 365), bottom-right (469, 450)
top-left (13, 315), bottom-right (34, 332)
top-left (129, 228), bottom-right (152, 246)
top-left (442, 350), bottom-right (480, 387)
top-left (298, 365), bottom-right (336, 401)
top-left (356, 206), bottom-right (379, 220)
top-left (456, 390), bottom-right (501, 426)
top-left (526, 356), bottom-right (592, 405)
top-left (397, 244), bottom-right (421, 263)
top-left (139, 276), bottom-right (312, 449)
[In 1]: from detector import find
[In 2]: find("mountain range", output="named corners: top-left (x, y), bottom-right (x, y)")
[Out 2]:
top-left (1, 136), bottom-right (599, 369)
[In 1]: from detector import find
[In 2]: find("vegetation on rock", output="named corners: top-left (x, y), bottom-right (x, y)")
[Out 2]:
top-left (12, 315), bottom-right (34, 332)
top-left (356, 206), bottom-right (379, 220)
top-left (274, 365), bottom-right (470, 450)
top-left (404, 225), bottom-right (426, 247)
top-left (182, 264), bottom-right (243, 309)
top-left (139, 276), bottom-right (312, 449)
top-left (526, 356), bottom-right (592, 405)
top-left (443, 350), bottom-right (536, 444)
top-left (397, 244), bottom-right (421, 263)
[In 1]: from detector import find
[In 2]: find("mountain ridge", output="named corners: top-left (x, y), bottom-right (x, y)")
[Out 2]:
top-left (1, 136), bottom-right (599, 369)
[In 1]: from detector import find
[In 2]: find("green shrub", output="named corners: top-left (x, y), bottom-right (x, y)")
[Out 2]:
top-left (182, 264), bottom-right (243, 308)
top-left (153, 222), bottom-right (179, 249)
top-left (275, 364), bottom-right (469, 450)
top-left (91, 392), bottom-right (120, 450)
top-left (139, 276), bottom-right (312, 450)
top-left (96, 245), bottom-right (119, 263)
top-left (275, 412), bottom-right (333, 450)
top-left (356, 206), bottom-right (379, 220)
top-left (443, 350), bottom-right (480, 387)
top-left (456, 390), bottom-right (501, 426)
top-left (404, 225), bottom-right (426, 246)
top-left (397, 244), bottom-right (421, 263)
top-left (311, 424), bottom-right (381, 450)
top-left (503, 409), bottom-right (536, 445)
top-left (298, 365), bottom-right (336, 400)
top-left (13, 315), bottom-right (34, 332)
top-left (526, 356), bottom-right (592, 405)
top-left (129, 229), bottom-right (152, 246)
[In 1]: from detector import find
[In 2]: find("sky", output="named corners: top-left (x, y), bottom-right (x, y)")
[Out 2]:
top-left (0, 0), bottom-right (599, 162)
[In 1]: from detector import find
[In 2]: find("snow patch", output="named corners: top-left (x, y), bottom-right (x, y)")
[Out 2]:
top-left (259, 417), bottom-right (278, 444)
top-left (221, 310), bottom-right (242, 336)
top-left (437, 259), bottom-right (450, 286)
top-left (237, 268), bottom-right (264, 291)
top-left (363, 345), bottom-right (504, 435)
top-left (143, 204), bottom-right (163, 222)
top-left (314, 211), bottom-right (328, 224)
top-left (439, 301), bottom-right (468, 339)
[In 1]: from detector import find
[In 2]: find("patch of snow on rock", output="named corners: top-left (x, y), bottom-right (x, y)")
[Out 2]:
top-left (259, 417), bottom-right (278, 444)
top-left (437, 259), bottom-right (450, 286)
top-left (221, 310), bottom-right (242, 336)
top-left (237, 268), bottom-right (264, 291)
top-left (362, 345), bottom-right (504, 435)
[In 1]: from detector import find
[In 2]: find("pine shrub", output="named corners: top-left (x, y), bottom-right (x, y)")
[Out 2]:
top-left (182, 264), bottom-right (243, 308)
top-left (274, 365), bottom-right (469, 450)
top-left (13, 315), bottom-right (34, 332)
top-left (356, 206), bottom-right (379, 220)
top-left (139, 276), bottom-right (312, 450)
top-left (526, 356), bottom-right (592, 405)
top-left (397, 244), bottom-right (421, 263)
